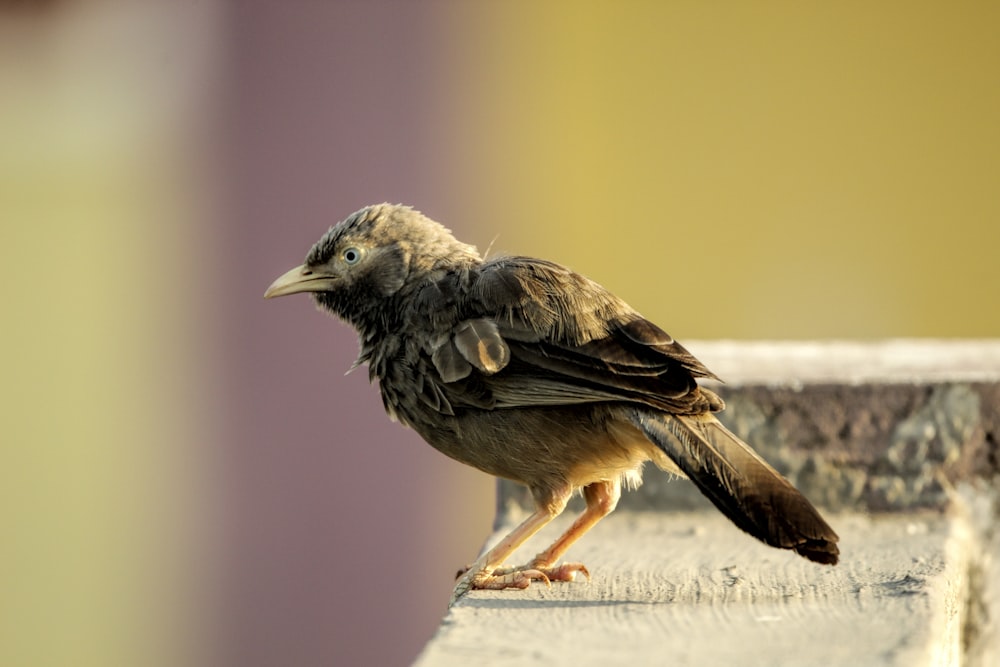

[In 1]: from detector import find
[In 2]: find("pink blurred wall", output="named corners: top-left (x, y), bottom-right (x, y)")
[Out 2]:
top-left (215, 3), bottom-right (493, 665)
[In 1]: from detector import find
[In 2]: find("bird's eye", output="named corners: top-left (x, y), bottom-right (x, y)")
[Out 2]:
top-left (342, 247), bottom-right (363, 265)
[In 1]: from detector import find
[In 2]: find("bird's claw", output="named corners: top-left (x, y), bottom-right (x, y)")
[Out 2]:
top-left (450, 560), bottom-right (590, 606)
top-left (492, 561), bottom-right (590, 583)
top-left (450, 566), bottom-right (550, 606)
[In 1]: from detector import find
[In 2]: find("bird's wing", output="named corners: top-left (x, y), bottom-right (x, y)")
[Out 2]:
top-left (423, 257), bottom-right (720, 413)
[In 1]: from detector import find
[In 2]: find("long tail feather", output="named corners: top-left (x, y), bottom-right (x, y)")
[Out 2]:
top-left (629, 408), bottom-right (839, 565)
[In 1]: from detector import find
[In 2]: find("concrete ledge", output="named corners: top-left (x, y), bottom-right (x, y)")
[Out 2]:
top-left (416, 512), bottom-right (970, 667)
top-left (415, 341), bottom-right (1000, 667)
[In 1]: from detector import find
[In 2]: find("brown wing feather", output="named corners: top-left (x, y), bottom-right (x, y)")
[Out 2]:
top-left (423, 257), bottom-right (722, 414)
top-left (630, 409), bottom-right (840, 564)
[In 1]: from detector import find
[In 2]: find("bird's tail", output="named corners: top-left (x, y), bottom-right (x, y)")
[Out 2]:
top-left (628, 408), bottom-right (839, 565)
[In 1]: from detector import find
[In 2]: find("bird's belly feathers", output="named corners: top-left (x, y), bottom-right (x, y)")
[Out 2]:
top-left (409, 403), bottom-right (681, 491)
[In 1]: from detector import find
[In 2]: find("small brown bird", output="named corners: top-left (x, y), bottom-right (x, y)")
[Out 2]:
top-left (265, 204), bottom-right (839, 602)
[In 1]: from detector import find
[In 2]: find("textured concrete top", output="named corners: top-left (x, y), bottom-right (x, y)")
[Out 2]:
top-left (415, 511), bottom-right (977, 667)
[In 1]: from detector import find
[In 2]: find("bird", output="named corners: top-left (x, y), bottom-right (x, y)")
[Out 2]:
top-left (264, 203), bottom-right (839, 602)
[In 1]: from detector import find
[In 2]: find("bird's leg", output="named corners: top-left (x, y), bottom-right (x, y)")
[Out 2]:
top-left (451, 486), bottom-right (571, 604)
top-left (493, 479), bottom-right (620, 583)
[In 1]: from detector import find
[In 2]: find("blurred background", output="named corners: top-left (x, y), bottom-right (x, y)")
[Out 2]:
top-left (2, 1), bottom-right (997, 665)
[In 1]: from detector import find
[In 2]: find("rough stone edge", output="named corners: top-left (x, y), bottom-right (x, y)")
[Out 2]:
top-left (959, 484), bottom-right (1000, 666)
top-left (495, 378), bottom-right (999, 518)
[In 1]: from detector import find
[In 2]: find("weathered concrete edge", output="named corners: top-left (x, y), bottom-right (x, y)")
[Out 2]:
top-left (492, 340), bottom-right (1000, 518)
top-left (958, 484), bottom-right (1000, 665)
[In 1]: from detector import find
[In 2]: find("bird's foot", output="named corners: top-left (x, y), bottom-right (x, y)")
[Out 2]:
top-left (450, 560), bottom-right (590, 606)
top-left (450, 565), bottom-right (550, 606)
top-left (492, 560), bottom-right (591, 583)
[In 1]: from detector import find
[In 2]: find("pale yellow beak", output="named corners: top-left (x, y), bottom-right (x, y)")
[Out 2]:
top-left (264, 264), bottom-right (338, 298)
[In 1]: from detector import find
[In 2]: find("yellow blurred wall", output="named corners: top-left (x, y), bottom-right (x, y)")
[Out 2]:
top-left (1, 3), bottom-right (222, 667)
top-left (447, 0), bottom-right (1000, 339)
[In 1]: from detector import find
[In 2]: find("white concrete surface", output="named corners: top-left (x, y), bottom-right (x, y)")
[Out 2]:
top-left (415, 511), bottom-right (970, 667)
top-left (686, 339), bottom-right (1000, 385)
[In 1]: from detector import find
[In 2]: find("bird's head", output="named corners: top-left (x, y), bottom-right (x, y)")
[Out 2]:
top-left (264, 203), bottom-right (480, 324)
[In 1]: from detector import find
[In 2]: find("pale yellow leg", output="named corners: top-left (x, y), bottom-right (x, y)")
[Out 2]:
top-left (494, 480), bottom-right (621, 583)
top-left (451, 498), bottom-right (565, 605)
top-left (455, 480), bottom-right (622, 605)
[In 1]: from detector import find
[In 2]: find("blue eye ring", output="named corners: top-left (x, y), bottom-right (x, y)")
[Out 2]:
top-left (343, 247), bottom-right (363, 265)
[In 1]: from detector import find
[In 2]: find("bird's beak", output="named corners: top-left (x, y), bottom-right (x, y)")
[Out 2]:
top-left (264, 264), bottom-right (338, 298)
